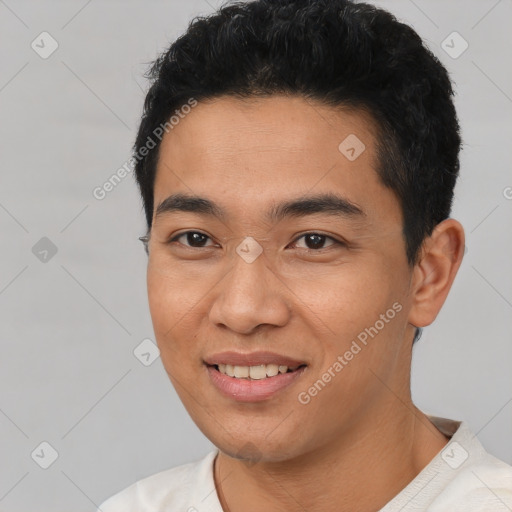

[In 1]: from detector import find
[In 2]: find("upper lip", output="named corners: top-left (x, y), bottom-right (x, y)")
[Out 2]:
top-left (204, 351), bottom-right (307, 368)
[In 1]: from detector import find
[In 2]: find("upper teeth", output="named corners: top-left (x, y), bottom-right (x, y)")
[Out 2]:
top-left (217, 364), bottom-right (292, 379)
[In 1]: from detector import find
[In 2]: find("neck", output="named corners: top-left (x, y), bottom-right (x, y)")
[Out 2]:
top-left (214, 401), bottom-right (449, 512)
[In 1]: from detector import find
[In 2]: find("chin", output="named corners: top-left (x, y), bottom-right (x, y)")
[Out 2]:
top-left (205, 425), bottom-right (308, 464)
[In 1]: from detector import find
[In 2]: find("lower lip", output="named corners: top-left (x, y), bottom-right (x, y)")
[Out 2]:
top-left (206, 365), bottom-right (306, 402)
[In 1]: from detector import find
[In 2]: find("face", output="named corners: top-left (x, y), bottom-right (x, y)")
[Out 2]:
top-left (146, 95), bottom-right (417, 462)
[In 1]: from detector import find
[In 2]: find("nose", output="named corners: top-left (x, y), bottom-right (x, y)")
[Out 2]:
top-left (208, 253), bottom-right (291, 335)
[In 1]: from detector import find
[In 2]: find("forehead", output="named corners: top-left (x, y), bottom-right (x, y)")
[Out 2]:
top-left (157, 94), bottom-right (377, 161)
top-left (153, 95), bottom-right (401, 227)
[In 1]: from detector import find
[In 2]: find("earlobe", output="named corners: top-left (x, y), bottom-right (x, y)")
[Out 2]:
top-left (408, 219), bottom-right (465, 329)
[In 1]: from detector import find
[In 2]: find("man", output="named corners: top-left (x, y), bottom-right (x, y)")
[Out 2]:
top-left (98, 0), bottom-right (512, 510)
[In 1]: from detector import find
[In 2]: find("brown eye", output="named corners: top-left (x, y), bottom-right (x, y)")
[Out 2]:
top-left (292, 233), bottom-right (340, 250)
top-left (169, 231), bottom-right (215, 248)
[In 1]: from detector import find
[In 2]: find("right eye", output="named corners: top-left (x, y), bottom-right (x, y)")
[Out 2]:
top-left (168, 231), bottom-right (217, 248)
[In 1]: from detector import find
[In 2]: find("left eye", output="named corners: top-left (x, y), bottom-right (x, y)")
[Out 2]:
top-left (291, 233), bottom-right (339, 250)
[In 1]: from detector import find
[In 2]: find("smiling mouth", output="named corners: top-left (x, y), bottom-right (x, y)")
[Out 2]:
top-left (209, 363), bottom-right (306, 380)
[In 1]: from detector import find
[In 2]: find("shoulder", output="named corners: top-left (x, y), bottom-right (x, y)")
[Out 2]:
top-left (429, 452), bottom-right (512, 511)
top-left (381, 417), bottom-right (512, 512)
top-left (97, 450), bottom-right (220, 512)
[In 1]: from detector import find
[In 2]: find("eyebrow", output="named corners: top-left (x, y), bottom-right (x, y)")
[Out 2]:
top-left (154, 192), bottom-right (365, 223)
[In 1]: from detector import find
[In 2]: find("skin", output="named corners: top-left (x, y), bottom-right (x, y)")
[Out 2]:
top-left (145, 95), bottom-right (465, 511)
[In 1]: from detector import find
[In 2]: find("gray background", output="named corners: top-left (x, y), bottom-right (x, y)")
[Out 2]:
top-left (0, 0), bottom-right (511, 510)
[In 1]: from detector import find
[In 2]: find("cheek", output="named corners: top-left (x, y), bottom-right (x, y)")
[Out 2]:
top-left (146, 267), bottom-right (204, 366)
top-left (147, 260), bottom-right (208, 322)
top-left (147, 271), bottom-right (176, 330)
top-left (290, 263), bottom-right (397, 341)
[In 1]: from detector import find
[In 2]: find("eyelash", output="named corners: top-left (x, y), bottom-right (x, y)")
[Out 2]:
top-left (167, 231), bottom-right (345, 251)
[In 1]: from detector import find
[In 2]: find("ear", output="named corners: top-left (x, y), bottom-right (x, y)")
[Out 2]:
top-left (408, 219), bottom-right (465, 329)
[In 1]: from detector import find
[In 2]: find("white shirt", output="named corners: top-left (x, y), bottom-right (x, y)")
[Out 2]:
top-left (98, 416), bottom-right (512, 511)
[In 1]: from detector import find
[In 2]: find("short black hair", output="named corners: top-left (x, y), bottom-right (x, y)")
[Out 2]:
top-left (133, 0), bottom-right (462, 342)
